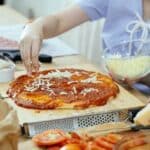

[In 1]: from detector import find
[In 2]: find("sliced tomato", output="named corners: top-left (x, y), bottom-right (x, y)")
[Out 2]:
top-left (119, 137), bottom-right (147, 149)
top-left (95, 137), bottom-right (114, 150)
top-left (66, 138), bottom-right (81, 144)
top-left (47, 146), bottom-right (61, 150)
top-left (87, 141), bottom-right (107, 150)
top-left (66, 137), bottom-right (86, 149)
top-left (107, 134), bottom-right (122, 142)
top-left (60, 144), bottom-right (82, 150)
top-left (101, 136), bottom-right (118, 145)
top-left (32, 129), bottom-right (67, 146)
top-left (66, 132), bottom-right (82, 145)
top-left (69, 132), bottom-right (81, 140)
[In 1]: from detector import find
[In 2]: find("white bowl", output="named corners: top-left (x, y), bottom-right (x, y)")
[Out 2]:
top-left (0, 63), bottom-right (15, 83)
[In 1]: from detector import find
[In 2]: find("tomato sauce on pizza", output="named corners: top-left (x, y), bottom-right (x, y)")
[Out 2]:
top-left (7, 68), bottom-right (119, 109)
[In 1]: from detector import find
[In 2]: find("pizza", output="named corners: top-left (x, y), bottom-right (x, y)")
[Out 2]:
top-left (7, 68), bottom-right (119, 109)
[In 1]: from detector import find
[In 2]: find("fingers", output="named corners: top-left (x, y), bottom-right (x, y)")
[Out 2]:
top-left (31, 38), bottom-right (41, 72)
top-left (20, 36), bottom-right (41, 75)
top-left (20, 38), bottom-right (32, 75)
top-left (19, 22), bottom-right (43, 75)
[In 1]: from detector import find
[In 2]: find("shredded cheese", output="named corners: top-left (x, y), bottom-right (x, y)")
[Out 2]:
top-left (24, 70), bottom-right (102, 96)
top-left (24, 78), bottom-right (53, 92)
top-left (24, 86), bottom-right (38, 92)
top-left (80, 88), bottom-right (99, 96)
top-left (38, 70), bottom-right (72, 79)
top-left (67, 81), bottom-right (78, 84)
top-left (12, 92), bottom-right (17, 98)
top-left (106, 56), bottom-right (150, 79)
top-left (24, 70), bottom-right (73, 92)
top-left (74, 71), bottom-right (81, 76)
top-left (81, 76), bottom-right (100, 83)
top-left (72, 86), bottom-right (77, 94)
top-left (60, 91), bottom-right (67, 95)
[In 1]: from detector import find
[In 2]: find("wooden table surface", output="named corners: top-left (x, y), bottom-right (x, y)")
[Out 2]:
top-left (0, 5), bottom-right (149, 150)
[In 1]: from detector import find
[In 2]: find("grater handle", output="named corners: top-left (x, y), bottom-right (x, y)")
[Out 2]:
top-left (131, 124), bottom-right (150, 131)
top-left (128, 107), bottom-right (144, 122)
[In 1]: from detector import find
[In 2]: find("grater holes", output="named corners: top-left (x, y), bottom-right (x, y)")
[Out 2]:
top-left (77, 112), bottom-right (119, 128)
top-left (30, 118), bottom-right (75, 136)
top-left (28, 112), bottom-right (120, 137)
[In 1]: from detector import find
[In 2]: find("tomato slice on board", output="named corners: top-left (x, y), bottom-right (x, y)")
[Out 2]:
top-left (95, 137), bottom-right (114, 150)
top-left (60, 144), bottom-right (82, 150)
top-left (32, 129), bottom-right (67, 146)
top-left (69, 132), bottom-right (81, 140)
top-left (118, 137), bottom-right (147, 150)
top-left (101, 136), bottom-right (118, 145)
top-left (47, 146), bottom-right (61, 150)
top-left (87, 141), bottom-right (107, 150)
top-left (107, 134), bottom-right (122, 142)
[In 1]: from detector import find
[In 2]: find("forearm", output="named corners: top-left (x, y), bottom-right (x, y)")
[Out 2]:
top-left (41, 5), bottom-right (89, 39)
top-left (20, 4), bottom-right (89, 74)
top-left (41, 14), bottom-right (60, 39)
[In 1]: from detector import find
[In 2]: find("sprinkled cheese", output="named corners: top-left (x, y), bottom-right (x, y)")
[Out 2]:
top-left (12, 92), bottom-right (17, 98)
top-left (24, 86), bottom-right (38, 92)
top-left (60, 91), bottom-right (67, 95)
top-left (80, 88), bottom-right (99, 96)
top-left (81, 76), bottom-right (100, 83)
top-left (72, 86), bottom-right (77, 94)
top-left (67, 81), bottom-right (78, 84)
top-left (38, 70), bottom-right (72, 79)
top-left (74, 71), bottom-right (81, 76)
top-left (24, 78), bottom-right (53, 92)
top-left (24, 70), bottom-right (74, 92)
top-left (47, 89), bottom-right (56, 96)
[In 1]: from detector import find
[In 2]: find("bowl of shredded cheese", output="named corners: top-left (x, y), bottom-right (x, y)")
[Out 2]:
top-left (103, 40), bottom-right (150, 83)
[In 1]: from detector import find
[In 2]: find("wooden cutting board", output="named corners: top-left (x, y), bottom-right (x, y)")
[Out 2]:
top-left (2, 84), bottom-right (145, 125)
top-left (0, 67), bottom-right (145, 125)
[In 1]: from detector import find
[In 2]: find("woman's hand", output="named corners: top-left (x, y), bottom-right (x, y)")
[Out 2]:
top-left (19, 19), bottom-right (43, 75)
top-left (19, 5), bottom-right (89, 75)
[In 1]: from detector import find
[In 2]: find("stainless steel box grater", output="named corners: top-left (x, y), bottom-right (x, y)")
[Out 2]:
top-left (22, 109), bottom-right (134, 137)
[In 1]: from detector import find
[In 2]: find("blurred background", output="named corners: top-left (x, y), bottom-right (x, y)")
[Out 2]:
top-left (3, 0), bottom-right (105, 67)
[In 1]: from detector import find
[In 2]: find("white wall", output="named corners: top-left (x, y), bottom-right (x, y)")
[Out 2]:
top-left (6, 0), bottom-right (104, 66)
top-left (6, 0), bottom-right (75, 18)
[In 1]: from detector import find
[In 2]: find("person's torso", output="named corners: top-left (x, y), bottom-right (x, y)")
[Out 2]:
top-left (102, 0), bottom-right (143, 49)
